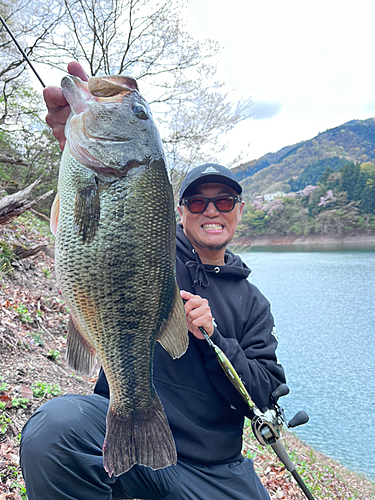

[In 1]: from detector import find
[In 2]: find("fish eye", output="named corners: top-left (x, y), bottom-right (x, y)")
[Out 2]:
top-left (132, 104), bottom-right (148, 120)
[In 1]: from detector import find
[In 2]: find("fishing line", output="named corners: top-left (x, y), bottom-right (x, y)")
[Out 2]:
top-left (0, 15), bottom-right (46, 88)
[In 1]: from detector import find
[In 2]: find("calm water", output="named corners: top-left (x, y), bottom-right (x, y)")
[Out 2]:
top-left (241, 248), bottom-right (375, 481)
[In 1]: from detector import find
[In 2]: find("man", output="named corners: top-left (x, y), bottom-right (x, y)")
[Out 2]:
top-left (20, 63), bottom-right (286, 500)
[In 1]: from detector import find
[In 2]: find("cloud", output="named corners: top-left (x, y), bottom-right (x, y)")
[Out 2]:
top-left (244, 100), bottom-right (283, 120)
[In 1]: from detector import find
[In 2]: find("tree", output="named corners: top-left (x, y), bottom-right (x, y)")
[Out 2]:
top-left (341, 162), bottom-right (360, 200)
top-left (0, 0), bottom-right (64, 125)
top-left (0, 0), bottom-right (64, 211)
top-left (1, 0), bottom-right (250, 208)
top-left (37, 0), bottom-right (250, 185)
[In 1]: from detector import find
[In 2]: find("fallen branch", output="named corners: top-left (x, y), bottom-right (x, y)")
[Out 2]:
top-left (0, 178), bottom-right (54, 225)
top-left (30, 208), bottom-right (50, 223)
top-left (13, 244), bottom-right (48, 260)
top-left (0, 153), bottom-right (29, 166)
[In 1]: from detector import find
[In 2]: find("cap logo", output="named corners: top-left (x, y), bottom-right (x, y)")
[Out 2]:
top-left (202, 166), bottom-right (219, 174)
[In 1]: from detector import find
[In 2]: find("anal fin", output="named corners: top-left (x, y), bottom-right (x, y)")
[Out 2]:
top-left (157, 283), bottom-right (188, 359)
top-left (66, 315), bottom-right (96, 375)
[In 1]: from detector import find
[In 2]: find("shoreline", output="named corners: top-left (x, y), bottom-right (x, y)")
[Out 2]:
top-left (230, 233), bottom-right (375, 252)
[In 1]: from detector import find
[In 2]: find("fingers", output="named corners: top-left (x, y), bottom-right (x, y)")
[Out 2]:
top-left (43, 61), bottom-right (87, 151)
top-left (180, 290), bottom-right (214, 338)
top-left (43, 87), bottom-right (71, 151)
top-left (43, 85), bottom-right (68, 110)
top-left (67, 61), bottom-right (88, 82)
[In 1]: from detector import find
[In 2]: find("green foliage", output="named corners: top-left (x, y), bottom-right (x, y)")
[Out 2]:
top-left (42, 268), bottom-right (51, 278)
top-left (236, 153), bottom-right (375, 242)
top-left (0, 241), bottom-right (15, 275)
top-left (11, 482), bottom-right (27, 500)
top-left (32, 381), bottom-right (62, 398)
top-left (340, 162), bottom-right (375, 213)
top-left (0, 414), bottom-right (11, 434)
top-left (11, 398), bottom-right (30, 409)
top-left (0, 84), bottom-right (60, 215)
top-left (29, 331), bottom-right (44, 346)
top-left (47, 349), bottom-right (61, 361)
top-left (289, 157), bottom-right (348, 191)
top-left (360, 161), bottom-right (375, 175)
top-left (0, 379), bottom-right (9, 393)
top-left (237, 209), bottom-right (267, 236)
top-left (15, 304), bottom-right (33, 323)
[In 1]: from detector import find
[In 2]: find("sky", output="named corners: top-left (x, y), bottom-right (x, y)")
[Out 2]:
top-left (26, 0), bottom-right (375, 168)
top-left (185, 0), bottom-right (375, 166)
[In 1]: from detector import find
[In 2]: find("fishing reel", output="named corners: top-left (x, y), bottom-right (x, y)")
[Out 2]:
top-left (251, 384), bottom-right (309, 447)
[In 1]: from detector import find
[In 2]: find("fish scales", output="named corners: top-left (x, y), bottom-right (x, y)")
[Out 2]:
top-left (51, 75), bottom-right (188, 477)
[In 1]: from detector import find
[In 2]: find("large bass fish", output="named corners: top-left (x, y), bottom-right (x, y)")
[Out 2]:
top-left (50, 74), bottom-right (188, 477)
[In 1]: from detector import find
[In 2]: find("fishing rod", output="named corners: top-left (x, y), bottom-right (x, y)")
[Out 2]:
top-left (184, 301), bottom-right (315, 500)
top-left (0, 15), bottom-right (46, 88)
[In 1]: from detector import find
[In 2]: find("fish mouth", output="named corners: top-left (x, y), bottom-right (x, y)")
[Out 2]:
top-left (62, 74), bottom-right (139, 118)
top-left (62, 73), bottom-right (164, 178)
top-left (88, 75), bottom-right (138, 97)
top-left (202, 223), bottom-right (224, 231)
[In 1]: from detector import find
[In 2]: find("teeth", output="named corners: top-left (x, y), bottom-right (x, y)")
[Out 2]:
top-left (202, 224), bottom-right (223, 230)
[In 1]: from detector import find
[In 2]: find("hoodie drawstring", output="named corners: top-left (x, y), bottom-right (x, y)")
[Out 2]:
top-left (185, 260), bottom-right (212, 287)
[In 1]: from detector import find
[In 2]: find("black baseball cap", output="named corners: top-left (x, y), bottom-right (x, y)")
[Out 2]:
top-left (179, 163), bottom-right (242, 202)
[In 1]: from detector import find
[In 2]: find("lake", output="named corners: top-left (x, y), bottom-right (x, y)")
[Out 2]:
top-left (241, 247), bottom-right (375, 481)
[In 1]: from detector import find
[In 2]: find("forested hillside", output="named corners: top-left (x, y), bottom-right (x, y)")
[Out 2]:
top-left (231, 118), bottom-right (375, 244)
top-left (233, 117), bottom-right (375, 200)
top-left (233, 161), bottom-right (375, 246)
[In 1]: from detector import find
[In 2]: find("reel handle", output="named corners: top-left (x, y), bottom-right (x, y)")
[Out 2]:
top-left (271, 383), bottom-right (290, 402)
top-left (288, 410), bottom-right (309, 428)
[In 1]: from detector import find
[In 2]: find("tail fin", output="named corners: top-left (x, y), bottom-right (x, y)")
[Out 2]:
top-left (103, 397), bottom-right (177, 477)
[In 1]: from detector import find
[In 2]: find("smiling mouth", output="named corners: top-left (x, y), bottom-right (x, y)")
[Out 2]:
top-left (202, 223), bottom-right (224, 231)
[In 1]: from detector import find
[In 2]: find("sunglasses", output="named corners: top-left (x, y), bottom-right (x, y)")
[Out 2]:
top-left (180, 195), bottom-right (241, 214)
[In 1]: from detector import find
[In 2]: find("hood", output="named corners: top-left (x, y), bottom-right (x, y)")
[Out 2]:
top-left (176, 223), bottom-right (251, 287)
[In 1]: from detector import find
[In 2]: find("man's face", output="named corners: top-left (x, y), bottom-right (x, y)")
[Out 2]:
top-left (178, 183), bottom-right (244, 255)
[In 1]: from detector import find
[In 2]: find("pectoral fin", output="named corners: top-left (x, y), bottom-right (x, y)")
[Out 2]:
top-left (157, 284), bottom-right (189, 359)
top-left (66, 315), bottom-right (96, 375)
top-left (74, 178), bottom-right (100, 243)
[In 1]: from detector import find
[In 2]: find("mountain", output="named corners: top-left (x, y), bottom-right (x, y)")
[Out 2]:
top-left (233, 117), bottom-right (375, 199)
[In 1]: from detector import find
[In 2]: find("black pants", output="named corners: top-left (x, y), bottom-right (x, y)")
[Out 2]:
top-left (20, 394), bottom-right (270, 500)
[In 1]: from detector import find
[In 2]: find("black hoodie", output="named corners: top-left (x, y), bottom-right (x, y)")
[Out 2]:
top-left (95, 224), bottom-right (286, 464)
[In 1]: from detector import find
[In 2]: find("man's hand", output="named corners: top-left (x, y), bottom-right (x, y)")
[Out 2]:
top-left (43, 61), bottom-right (88, 151)
top-left (180, 290), bottom-right (214, 339)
